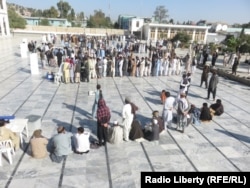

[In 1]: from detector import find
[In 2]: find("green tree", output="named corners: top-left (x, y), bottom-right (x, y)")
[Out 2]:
top-left (31, 9), bottom-right (43, 17)
top-left (75, 12), bottom-right (84, 23)
top-left (87, 18), bottom-right (95, 28)
top-left (57, 1), bottom-right (71, 18)
top-left (208, 42), bottom-right (219, 53)
top-left (171, 32), bottom-right (191, 45)
top-left (67, 8), bottom-right (75, 21)
top-left (169, 18), bottom-right (174, 24)
top-left (153, 6), bottom-right (168, 23)
top-left (238, 28), bottom-right (250, 53)
top-left (87, 9), bottom-right (112, 28)
top-left (113, 22), bottom-right (119, 29)
top-left (43, 6), bottom-right (58, 18)
top-left (8, 8), bottom-right (26, 29)
top-left (223, 35), bottom-right (240, 52)
top-left (242, 22), bottom-right (250, 28)
top-left (39, 18), bottom-right (50, 26)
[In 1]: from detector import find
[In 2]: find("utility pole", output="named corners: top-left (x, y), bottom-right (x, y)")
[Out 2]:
top-left (108, 0), bottom-right (110, 19)
top-left (60, 0), bottom-right (63, 18)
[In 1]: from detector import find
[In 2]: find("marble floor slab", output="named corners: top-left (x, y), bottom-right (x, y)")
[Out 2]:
top-left (0, 34), bottom-right (250, 188)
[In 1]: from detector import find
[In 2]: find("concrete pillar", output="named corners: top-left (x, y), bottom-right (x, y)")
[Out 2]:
top-left (0, 16), bottom-right (4, 36)
top-left (192, 29), bottom-right (196, 42)
top-left (147, 27), bottom-right (151, 42)
top-left (0, 0), bottom-right (10, 36)
top-left (204, 28), bottom-right (208, 44)
top-left (167, 28), bottom-right (171, 39)
top-left (4, 15), bottom-right (10, 36)
top-left (154, 27), bottom-right (158, 42)
top-left (2, 0), bottom-right (7, 10)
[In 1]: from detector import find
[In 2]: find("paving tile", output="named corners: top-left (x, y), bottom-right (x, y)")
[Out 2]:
top-left (0, 34), bottom-right (250, 188)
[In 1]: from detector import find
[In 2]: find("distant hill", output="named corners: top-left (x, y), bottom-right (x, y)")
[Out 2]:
top-left (7, 2), bottom-right (38, 17)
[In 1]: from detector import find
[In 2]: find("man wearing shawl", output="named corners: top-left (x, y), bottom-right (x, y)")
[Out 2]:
top-left (207, 70), bottom-right (219, 101)
top-left (97, 98), bottom-right (111, 146)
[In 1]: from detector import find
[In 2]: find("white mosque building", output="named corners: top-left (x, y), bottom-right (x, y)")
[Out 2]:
top-left (0, 0), bottom-right (10, 36)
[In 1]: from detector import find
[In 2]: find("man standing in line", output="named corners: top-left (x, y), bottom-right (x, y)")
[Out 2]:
top-left (40, 49), bottom-right (46, 69)
top-left (103, 56), bottom-right (108, 77)
top-left (207, 70), bottom-right (219, 101)
top-left (89, 56), bottom-right (96, 79)
top-left (83, 56), bottom-right (90, 82)
top-left (118, 55), bottom-right (124, 77)
top-left (56, 49), bottom-right (63, 68)
top-left (162, 92), bottom-right (176, 130)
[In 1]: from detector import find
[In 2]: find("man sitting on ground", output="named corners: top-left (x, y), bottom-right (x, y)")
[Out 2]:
top-left (210, 99), bottom-right (224, 116)
top-left (129, 119), bottom-right (144, 141)
top-left (73, 127), bottom-right (90, 154)
top-left (50, 126), bottom-right (73, 163)
top-left (109, 121), bottom-right (123, 144)
top-left (143, 119), bottom-right (160, 141)
top-left (200, 103), bottom-right (212, 122)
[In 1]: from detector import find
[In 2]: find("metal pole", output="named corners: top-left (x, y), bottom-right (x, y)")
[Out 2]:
top-left (60, 0), bottom-right (63, 18)
top-left (247, 55), bottom-right (250, 74)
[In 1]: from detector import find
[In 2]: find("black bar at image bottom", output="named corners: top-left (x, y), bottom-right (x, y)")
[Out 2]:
top-left (141, 172), bottom-right (250, 188)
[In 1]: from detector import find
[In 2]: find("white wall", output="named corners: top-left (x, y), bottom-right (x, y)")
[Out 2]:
top-left (130, 18), bottom-right (144, 33)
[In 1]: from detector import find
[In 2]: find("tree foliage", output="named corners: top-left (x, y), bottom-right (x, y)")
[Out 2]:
top-left (222, 28), bottom-right (250, 53)
top-left (224, 35), bottom-right (239, 52)
top-left (171, 32), bottom-right (191, 44)
top-left (242, 22), bottom-right (250, 28)
top-left (238, 29), bottom-right (250, 53)
top-left (153, 6), bottom-right (168, 23)
top-left (113, 22), bottom-right (119, 29)
top-left (77, 12), bottom-right (85, 21)
top-left (8, 8), bottom-right (26, 29)
top-left (43, 6), bottom-right (58, 18)
top-left (57, 1), bottom-right (71, 19)
top-left (87, 9), bottom-right (112, 28)
top-left (31, 9), bottom-right (43, 17)
top-left (39, 18), bottom-right (50, 26)
top-left (67, 8), bottom-right (75, 21)
top-left (169, 18), bottom-right (174, 24)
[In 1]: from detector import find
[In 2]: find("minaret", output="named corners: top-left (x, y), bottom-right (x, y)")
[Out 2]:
top-left (0, 0), bottom-right (10, 36)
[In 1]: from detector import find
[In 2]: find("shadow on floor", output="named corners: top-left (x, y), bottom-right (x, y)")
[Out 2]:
top-left (215, 129), bottom-right (250, 144)
top-left (63, 103), bottom-right (92, 119)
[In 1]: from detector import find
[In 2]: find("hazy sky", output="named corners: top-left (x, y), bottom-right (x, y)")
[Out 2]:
top-left (7, 0), bottom-right (250, 24)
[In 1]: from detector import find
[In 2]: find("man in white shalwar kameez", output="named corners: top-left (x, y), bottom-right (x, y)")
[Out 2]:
top-left (122, 97), bottom-right (134, 141)
top-left (162, 92), bottom-right (176, 130)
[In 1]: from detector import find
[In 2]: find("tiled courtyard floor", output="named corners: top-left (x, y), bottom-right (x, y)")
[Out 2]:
top-left (0, 34), bottom-right (250, 188)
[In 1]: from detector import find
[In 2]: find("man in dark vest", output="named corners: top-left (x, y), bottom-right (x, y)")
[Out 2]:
top-left (56, 49), bottom-right (63, 68)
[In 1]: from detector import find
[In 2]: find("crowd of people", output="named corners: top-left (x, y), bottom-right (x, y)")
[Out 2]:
top-left (0, 34), bottom-right (225, 163)
top-left (28, 32), bottom-right (244, 85)
top-left (33, 33), bottom-right (216, 84)
top-left (161, 90), bottom-right (224, 133)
